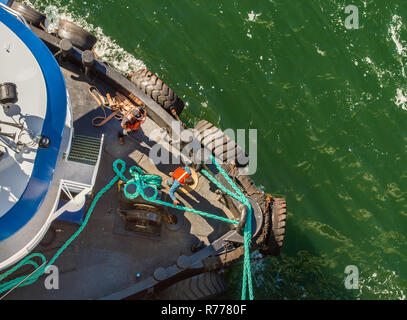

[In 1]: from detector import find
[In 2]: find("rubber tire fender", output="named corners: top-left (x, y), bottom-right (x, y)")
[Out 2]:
top-left (10, 2), bottom-right (47, 27)
top-left (260, 198), bottom-right (287, 256)
top-left (194, 120), bottom-right (249, 167)
top-left (57, 19), bottom-right (97, 51)
top-left (157, 272), bottom-right (227, 300)
top-left (131, 69), bottom-right (184, 116)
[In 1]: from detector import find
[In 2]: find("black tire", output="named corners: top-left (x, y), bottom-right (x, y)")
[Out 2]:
top-left (237, 175), bottom-right (261, 196)
top-left (194, 120), bottom-right (248, 167)
top-left (11, 2), bottom-right (46, 27)
top-left (158, 272), bottom-right (226, 300)
top-left (131, 69), bottom-right (184, 116)
top-left (260, 198), bottom-right (286, 256)
top-left (57, 20), bottom-right (97, 51)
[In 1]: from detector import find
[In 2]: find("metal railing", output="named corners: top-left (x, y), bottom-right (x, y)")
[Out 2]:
top-left (0, 3), bottom-right (29, 27)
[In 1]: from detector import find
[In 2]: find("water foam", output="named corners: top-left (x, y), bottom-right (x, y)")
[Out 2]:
top-left (23, 0), bottom-right (146, 75)
top-left (248, 11), bottom-right (262, 22)
top-left (388, 15), bottom-right (407, 110)
top-left (389, 15), bottom-right (407, 57)
top-left (395, 88), bottom-right (407, 111)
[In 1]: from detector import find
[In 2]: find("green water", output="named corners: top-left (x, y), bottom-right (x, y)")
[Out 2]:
top-left (28, 0), bottom-right (407, 299)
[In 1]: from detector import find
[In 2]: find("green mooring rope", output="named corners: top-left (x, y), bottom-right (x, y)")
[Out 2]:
top-left (200, 157), bottom-right (254, 300)
top-left (0, 167), bottom-right (121, 295)
top-left (0, 157), bottom-right (254, 300)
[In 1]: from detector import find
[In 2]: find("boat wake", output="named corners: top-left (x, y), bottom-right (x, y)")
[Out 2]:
top-left (388, 15), bottom-right (407, 111)
top-left (23, 0), bottom-right (147, 75)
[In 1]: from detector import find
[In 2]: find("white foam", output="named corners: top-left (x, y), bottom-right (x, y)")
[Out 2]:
top-left (357, 266), bottom-right (406, 300)
top-left (389, 15), bottom-right (407, 57)
top-left (395, 88), bottom-right (407, 111)
top-left (248, 11), bottom-right (262, 22)
top-left (315, 45), bottom-right (326, 56)
top-left (23, 1), bottom-right (147, 75)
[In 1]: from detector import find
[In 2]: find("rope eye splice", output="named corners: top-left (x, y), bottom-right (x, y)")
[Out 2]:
top-left (0, 156), bottom-right (254, 300)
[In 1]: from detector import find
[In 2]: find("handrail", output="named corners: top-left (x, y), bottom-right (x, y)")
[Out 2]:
top-left (0, 3), bottom-right (29, 27)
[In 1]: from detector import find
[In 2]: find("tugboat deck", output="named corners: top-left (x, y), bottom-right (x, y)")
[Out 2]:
top-left (7, 60), bottom-right (235, 300)
top-left (1, 3), bottom-right (287, 300)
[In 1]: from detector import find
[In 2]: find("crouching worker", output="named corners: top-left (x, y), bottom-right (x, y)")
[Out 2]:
top-left (118, 106), bottom-right (147, 144)
top-left (166, 166), bottom-right (194, 206)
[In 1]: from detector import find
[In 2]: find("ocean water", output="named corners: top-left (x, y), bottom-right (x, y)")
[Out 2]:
top-left (25, 0), bottom-right (407, 299)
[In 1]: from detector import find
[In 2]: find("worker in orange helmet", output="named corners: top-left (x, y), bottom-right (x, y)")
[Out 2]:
top-left (118, 106), bottom-right (147, 144)
top-left (166, 166), bottom-right (194, 206)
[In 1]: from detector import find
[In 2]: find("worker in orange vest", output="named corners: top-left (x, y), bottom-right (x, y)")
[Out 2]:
top-left (118, 106), bottom-right (146, 144)
top-left (166, 166), bottom-right (194, 206)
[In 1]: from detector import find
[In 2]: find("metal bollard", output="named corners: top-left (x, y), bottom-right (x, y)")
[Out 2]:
top-left (82, 50), bottom-right (95, 77)
top-left (59, 39), bottom-right (72, 61)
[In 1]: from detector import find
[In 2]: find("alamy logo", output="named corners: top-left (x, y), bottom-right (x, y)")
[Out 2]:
top-left (44, 265), bottom-right (59, 290)
top-left (344, 265), bottom-right (359, 290)
top-left (345, 5), bottom-right (359, 30)
top-left (148, 121), bottom-right (258, 175)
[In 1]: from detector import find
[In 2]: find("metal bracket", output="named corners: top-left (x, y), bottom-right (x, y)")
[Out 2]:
top-left (222, 230), bottom-right (245, 244)
top-left (51, 183), bottom-right (91, 221)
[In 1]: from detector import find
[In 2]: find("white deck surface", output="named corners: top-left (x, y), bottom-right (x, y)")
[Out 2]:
top-left (0, 20), bottom-right (47, 217)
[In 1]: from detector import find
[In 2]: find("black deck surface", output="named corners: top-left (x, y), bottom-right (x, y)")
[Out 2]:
top-left (6, 60), bottom-right (236, 300)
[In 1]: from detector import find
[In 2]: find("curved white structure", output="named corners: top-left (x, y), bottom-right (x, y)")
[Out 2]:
top-left (0, 4), bottom-right (102, 271)
top-left (0, 15), bottom-right (47, 216)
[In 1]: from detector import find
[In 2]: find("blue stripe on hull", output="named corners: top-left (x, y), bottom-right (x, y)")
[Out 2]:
top-left (0, 7), bottom-right (67, 241)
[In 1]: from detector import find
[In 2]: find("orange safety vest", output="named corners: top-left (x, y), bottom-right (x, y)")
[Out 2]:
top-left (172, 168), bottom-right (190, 185)
top-left (122, 107), bottom-right (146, 131)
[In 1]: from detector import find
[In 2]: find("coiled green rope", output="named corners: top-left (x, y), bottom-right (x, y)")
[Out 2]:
top-left (0, 157), bottom-right (254, 300)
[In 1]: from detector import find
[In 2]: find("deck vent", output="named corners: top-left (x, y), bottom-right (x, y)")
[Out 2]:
top-left (68, 135), bottom-right (101, 166)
